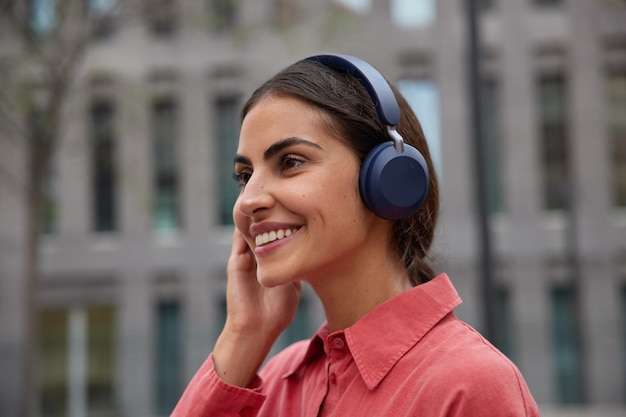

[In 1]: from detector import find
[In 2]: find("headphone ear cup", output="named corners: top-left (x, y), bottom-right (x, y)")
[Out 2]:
top-left (359, 142), bottom-right (430, 219)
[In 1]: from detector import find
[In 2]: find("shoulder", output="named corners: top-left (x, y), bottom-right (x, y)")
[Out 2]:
top-left (419, 316), bottom-right (521, 382)
top-left (410, 316), bottom-right (539, 416)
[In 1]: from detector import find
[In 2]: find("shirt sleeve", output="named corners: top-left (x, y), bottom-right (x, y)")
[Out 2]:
top-left (171, 354), bottom-right (266, 417)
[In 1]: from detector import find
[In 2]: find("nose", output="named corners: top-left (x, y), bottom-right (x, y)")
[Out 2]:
top-left (235, 172), bottom-right (275, 218)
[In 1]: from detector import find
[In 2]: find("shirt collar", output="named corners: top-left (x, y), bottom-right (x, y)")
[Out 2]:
top-left (283, 273), bottom-right (462, 390)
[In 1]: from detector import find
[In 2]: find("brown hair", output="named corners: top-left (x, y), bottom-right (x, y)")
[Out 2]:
top-left (241, 59), bottom-right (440, 286)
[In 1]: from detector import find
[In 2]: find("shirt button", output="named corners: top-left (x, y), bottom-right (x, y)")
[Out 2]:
top-left (330, 373), bottom-right (337, 385)
top-left (240, 406), bottom-right (255, 417)
top-left (331, 337), bottom-right (345, 349)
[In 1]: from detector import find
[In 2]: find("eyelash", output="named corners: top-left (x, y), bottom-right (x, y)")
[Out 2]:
top-left (232, 171), bottom-right (251, 187)
top-left (232, 154), bottom-right (304, 187)
top-left (279, 153), bottom-right (304, 170)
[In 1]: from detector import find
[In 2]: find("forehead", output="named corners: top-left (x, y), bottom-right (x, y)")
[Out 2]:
top-left (238, 95), bottom-right (334, 150)
top-left (243, 94), bottom-right (325, 126)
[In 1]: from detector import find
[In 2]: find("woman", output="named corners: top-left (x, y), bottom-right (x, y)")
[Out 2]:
top-left (172, 54), bottom-right (540, 416)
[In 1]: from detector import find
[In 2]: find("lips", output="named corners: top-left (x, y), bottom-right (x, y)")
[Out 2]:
top-left (254, 228), bottom-right (299, 246)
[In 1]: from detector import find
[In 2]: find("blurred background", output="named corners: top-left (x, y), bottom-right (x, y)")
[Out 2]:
top-left (1, 0), bottom-right (625, 416)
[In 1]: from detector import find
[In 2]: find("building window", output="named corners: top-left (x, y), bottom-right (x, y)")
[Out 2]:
top-left (40, 309), bottom-right (69, 415)
top-left (152, 97), bottom-right (181, 232)
top-left (215, 95), bottom-right (241, 225)
top-left (41, 159), bottom-right (58, 234)
top-left (397, 78), bottom-right (442, 181)
top-left (30, 0), bottom-right (57, 35)
top-left (88, 0), bottom-right (116, 14)
top-left (88, 0), bottom-right (117, 39)
top-left (533, 0), bottom-right (562, 6)
top-left (391, 0), bottom-right (436, 27)
top-left (335, 0), bottom-right (371, 13)
top-left (155, 300), bottom-right (183, 415)
top-left (91, 99), bottom-right (117, 232)
top-left (87, 306), bottom-right (116, 413)
top-left (536, 73), bottom-right (570, 210)
top-left (39, 306), bottom-right (116, 417)
top-left (479, 0), bottom-right (496, 11)
top-left (550, 285), bottom-right (584, 403)
top-left (607, 69), bottom-right (626, 207)
top-left (284, 297), bottom-right (311, 345)
top-left (482, 76), bottom-right (504, 213)
top-left (146, 0), bottom-right (177, 37)
top-left (29, 105), bottom-right (57, 234)
top-left (209, 0), bottom-right (238, 31)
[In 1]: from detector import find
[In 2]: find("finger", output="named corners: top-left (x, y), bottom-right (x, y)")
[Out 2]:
top-left (231, 228), bottom-right (250, 255)
top-left (229, 229), bottom-right (256, 274)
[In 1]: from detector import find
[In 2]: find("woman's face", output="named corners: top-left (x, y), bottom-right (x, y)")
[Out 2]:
top-left (233, 95), bottom-right (381, 288)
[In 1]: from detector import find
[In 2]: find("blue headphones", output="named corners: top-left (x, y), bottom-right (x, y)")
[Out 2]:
top-left (305, 54), bottom-right (430, 219)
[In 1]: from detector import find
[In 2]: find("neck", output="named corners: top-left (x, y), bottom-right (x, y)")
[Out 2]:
top-left (310, 248), bottom-right (412, 332)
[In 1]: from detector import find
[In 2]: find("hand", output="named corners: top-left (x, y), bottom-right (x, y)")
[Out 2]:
top-left (225, 228), bottom-right (302, 336)
top-left (213, 228), bottom-right (302, 387)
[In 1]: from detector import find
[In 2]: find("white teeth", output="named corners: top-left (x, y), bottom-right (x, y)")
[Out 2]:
top-left (255, 228), bottom-right (297, 246)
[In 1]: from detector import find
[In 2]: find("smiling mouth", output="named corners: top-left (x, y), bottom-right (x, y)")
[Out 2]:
top-left (255, 228), bottom-right (299, 247)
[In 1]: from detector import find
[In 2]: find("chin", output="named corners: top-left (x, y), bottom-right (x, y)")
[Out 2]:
top-left (256, 272), bottom-right (280, 288)
top-left (256, 269), bottom-right (295, 288)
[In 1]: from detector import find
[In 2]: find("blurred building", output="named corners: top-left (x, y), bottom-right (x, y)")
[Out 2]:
top-left (0, 0), bottom-right (625, 416)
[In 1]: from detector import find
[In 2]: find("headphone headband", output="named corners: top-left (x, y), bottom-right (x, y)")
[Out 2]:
top-left (302, 53), bottom-right (429, 219)
top-left (304, 54), bottom-right (401, 127)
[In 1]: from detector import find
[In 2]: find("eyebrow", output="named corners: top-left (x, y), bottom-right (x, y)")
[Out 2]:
top-left (234, 137), bottom-right (323, 166)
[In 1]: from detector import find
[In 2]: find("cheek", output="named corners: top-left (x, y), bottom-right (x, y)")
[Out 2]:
top-left (325, 180), bottom-right (368, 224)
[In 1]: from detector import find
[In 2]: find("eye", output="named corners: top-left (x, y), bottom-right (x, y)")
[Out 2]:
top-left (232, 169), bottom-right (252, 187)
top-left (279, 154), bottom-right (304, 171)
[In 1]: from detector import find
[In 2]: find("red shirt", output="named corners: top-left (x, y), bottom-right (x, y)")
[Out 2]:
top-left (172, 274), bottom-right (540, 417)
